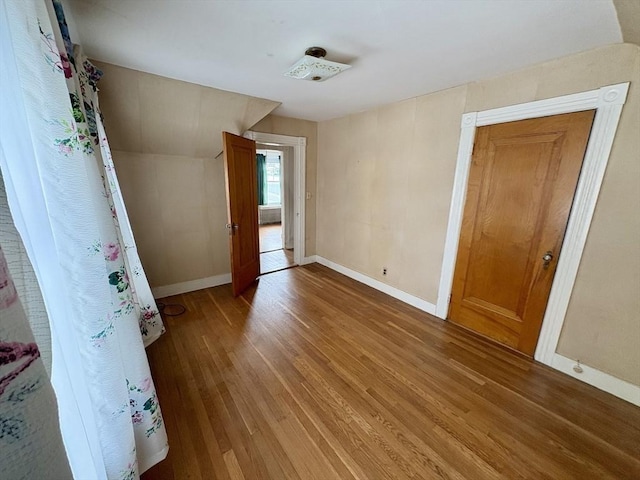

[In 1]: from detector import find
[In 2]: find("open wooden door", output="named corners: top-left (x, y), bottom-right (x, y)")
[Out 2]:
top-left (223, 132), bottom-right (260, 296)
top-left (449, 111), bottom-right (595, 356)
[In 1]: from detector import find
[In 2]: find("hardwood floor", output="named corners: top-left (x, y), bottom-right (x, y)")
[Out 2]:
top-left (260, 248), bottom-right (295, 275)
top-left (142, 264), bottom-right (640, 480)
top-left (259, 223), bottom-right (295, 274)
top-left (259, 224), bottom-right (283, 253)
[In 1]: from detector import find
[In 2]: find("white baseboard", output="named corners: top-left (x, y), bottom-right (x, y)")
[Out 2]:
top-left (549, 353), bottom-right (640, 406)
top-left (314, 256), bottom-right (437, 315)
top-left (309, 258), bottom-right (638, 406)
top-left (151, 273), bottom-right (231, 299)
top-left (149, 261), bottom-right (638, 406)
top-left (301, 255), bottom-right (317, 265)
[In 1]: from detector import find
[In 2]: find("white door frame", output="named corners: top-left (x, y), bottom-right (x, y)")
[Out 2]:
top-left (244, 131), bottom-right (306, 266)
top-left (435, 83), bottom-right (629, 366)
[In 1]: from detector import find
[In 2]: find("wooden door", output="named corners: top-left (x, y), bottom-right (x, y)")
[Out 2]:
top-left (223, 132), bottom-right (260, 296)
top-left (449, 111), bottom-right (595, 356)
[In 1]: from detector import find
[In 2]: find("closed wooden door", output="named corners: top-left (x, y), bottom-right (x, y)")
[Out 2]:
top-left (223, 132), bottom-right (260, 296)
top-left (449, 111), bottom-right (595, 356)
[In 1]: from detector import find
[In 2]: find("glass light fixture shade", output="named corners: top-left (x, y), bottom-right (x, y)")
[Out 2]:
top-left (284, 55), bottom-right (351, 82)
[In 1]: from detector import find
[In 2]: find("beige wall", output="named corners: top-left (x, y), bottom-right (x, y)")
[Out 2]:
top-left (251, 115), bottom-right (319, 256)
top-left (113, 152), bottom-right (229, 287)
top-left (96, 62), bottom-right (280, 288)
top-left (316, 44), bottom-right (640, 385)
top-left (614, 0), bottom-right (640, 46)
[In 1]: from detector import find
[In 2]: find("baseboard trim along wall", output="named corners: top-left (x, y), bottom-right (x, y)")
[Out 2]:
top-left (312, 257), bottom-right (638, 405)
top-left (314, 256), bottom-right (437, 315)
top-left (151, 273), bottom-right (231, 299)
top-left (301, 255), bottom-right (317, 265)
top-left (550, 353), bottom-right (640, 406)
top-left (150, 259), bottom-right (638, 406)
top-left (152, 256), bottom-right (317, 298)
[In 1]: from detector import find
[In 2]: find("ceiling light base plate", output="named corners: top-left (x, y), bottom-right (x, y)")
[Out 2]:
top-left (285, 47), bottom-right (351, 82)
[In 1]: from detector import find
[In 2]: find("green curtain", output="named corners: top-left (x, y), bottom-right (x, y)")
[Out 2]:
top-left (256, 153), bottom-right (267, 206)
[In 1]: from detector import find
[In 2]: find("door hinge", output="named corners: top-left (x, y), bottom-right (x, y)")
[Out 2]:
top-left (448, 294), bottom-right (452, 304)
top-left (471, 142), bottom-right (476, 157)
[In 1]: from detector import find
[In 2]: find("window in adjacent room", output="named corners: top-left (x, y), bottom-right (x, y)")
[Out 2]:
top-left (259, 149), bottom-right (282, 206)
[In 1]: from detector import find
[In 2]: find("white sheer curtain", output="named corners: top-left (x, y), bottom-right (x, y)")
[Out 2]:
top-left (0, 0), bottom-right (168, 478)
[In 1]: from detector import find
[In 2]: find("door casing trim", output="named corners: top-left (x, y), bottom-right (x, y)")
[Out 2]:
top-left (436, 83), bottom-right (629, 367)
top-left (244, 131), bottom-right (306, 266)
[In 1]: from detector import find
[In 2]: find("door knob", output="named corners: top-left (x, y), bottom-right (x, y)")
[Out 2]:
top-left (542, 251), bottom-right (554, 269)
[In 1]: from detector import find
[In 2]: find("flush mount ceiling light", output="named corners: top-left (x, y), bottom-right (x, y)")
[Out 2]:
top-left (284, 47), bottom-right (351, 82)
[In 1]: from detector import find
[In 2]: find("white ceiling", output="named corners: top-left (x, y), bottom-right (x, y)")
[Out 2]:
top-left (64, 0), bottom-right (622, 122)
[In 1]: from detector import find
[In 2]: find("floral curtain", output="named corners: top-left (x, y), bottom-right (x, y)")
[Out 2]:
top-left (0, 205), bottom-right (71, 479)
top-left (52, 0), bottom-right (164, 346)
top-left (0, 0), bottom-right (168, 477)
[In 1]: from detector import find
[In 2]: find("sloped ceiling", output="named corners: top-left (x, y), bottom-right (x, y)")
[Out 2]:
top-left (94, 61), bottom-right (280, 158)
top-left (613, 0), bottom-right (640, 46)
top-left (66, 0), bottom-right (623, 122)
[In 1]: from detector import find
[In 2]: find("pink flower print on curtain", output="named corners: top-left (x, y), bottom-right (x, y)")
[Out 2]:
top-left (0, 245), bottom-right (71, 478)
top-left (0, 341), bottom-right (40, 396)
top-left (1, 0), bottom-right (168, 475)
top-left (103, 242), bottom-right (120, 262)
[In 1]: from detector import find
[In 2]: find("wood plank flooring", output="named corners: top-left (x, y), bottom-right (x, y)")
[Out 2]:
top-left (142, 264), bottom-right (640, 480)
top-left (260, 248), bottom-right (295, 275)
top-left (259, 223), bottom-right (295, 274)
top-left (260, 224), bottom-right (283, 253)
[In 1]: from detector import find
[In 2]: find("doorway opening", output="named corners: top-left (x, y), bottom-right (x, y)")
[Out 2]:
top-left (244, 130), bottom-right (307, 273)
top-left (257, 147), bottom-right (296, 274)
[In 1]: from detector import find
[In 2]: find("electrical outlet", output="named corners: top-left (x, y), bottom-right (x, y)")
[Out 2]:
top-left (382, 268), bottom-right (387, 276)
